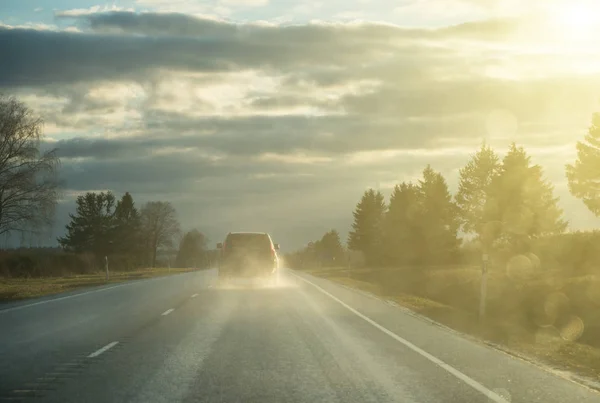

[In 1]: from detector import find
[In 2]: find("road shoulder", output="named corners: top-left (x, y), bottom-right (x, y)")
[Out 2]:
top-left (290, 269), bottom-right (600, 401)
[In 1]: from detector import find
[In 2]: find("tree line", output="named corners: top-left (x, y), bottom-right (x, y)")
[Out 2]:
top-left (291, 112), bottom-right (600, 270)
top-left (57, 191), bottom-right (212, 270)
top-left (348, 143), bottom-right (566, 266)
top-left (4, 94), bottom-right (600, 274)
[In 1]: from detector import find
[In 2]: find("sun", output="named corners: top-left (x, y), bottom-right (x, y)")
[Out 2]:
top-left (556, 4), bottom-right (595, 31)
top-left (549, 2), bottom-right (600, 41)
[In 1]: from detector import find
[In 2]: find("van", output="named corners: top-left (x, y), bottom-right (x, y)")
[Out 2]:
top-left (217, 232), bottom-right (280, 281)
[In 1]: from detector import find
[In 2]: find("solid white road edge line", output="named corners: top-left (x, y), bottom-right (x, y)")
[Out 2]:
top-left (88, 341), bottom-right (119, 358)
top-left (191, 294), bottom-right (199, 298)
top-left (162, 308), bottom-right (175, 316)
top-left (291, 272), bottom-right (510, 403)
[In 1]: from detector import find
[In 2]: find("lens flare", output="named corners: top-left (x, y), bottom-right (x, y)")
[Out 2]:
top-left (559, 316), bottom-right (585, 342)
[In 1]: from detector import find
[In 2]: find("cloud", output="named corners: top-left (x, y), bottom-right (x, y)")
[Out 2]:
top-left (0, 13), bottom-right (540, 92)
top-left (3, 10), bottom-right (600, 246)
top-left (54, 5), bottom-right (134, 18)
top-left (220, 0), bottom-right (269, 6)
top-left (333, 11), bottom-right (366, 20)
top-left (5, 12), bottom-right (595, 143)
top-left (0, 22), bottom-right (58, 31)
top-left (393, 0), bottom-right (488, 26)
top-left (401, 0), bottom-right (565, 18)
top-left (132, 0), bottom-right (238, 16)
top-left (55, 10), bottom-right (526, 41)
top-left (68, 11), bottom-right (233, 36)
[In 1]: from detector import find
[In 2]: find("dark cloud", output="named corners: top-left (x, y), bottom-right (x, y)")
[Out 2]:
top-left (59, 11), bottom-right (413, 40)
top-left (52, 131), bottom-right (474, 199)
top-left (0, 21), bottom-right (405, 88)
top-left (61, 11), bottom-right (239, 38)
top-left (0, 27), bottom-right (236, 87)
top-left (47, 113), bottom-right (485, 159)
top-left (59, 11), bottom-right (524, 42)
top-left (1, 12), bottom-right (529, 88)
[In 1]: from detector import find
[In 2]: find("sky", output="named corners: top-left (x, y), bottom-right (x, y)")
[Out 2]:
top-left (2, 0), bottom-right (600, 250)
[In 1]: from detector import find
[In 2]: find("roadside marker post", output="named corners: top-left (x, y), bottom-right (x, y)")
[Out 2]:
top-left (105, 255), bottom-right (109, 282)
top-left (479, 254), bottom-right (489, 321)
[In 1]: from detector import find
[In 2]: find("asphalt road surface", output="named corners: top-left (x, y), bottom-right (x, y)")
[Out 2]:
top-left (1, 269), bottom-right (599, 403)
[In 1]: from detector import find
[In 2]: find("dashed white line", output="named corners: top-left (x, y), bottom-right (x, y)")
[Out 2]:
top-left (191, 293), bottom-right (199, 298)
top-left (162, 308), bottom-right (175, 316)
top-left (88, 341), bottom-right (119, 358)
top-left (292, 272), bottom-right (510, 403)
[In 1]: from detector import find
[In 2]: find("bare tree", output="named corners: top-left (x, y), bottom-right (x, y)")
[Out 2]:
top-left (140, 201), bottom-right (181, 268)
top-left (0, 95), bottom-right (60, 236)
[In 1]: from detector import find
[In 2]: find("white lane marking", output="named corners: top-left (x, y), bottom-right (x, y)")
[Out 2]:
top-left (88, 341), bottom-right (119, 358)
top-left (162, 308), bottom-right (175, 316)
top-left (291, 272), bottom-right (510, 403)
top-left (191, 294), bottom-right (199, 298)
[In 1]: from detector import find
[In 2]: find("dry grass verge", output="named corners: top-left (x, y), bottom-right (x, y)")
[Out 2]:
top-left (0, 268), bottom-right (199, 302)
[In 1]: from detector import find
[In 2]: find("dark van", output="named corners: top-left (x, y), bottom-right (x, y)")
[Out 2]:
top-left (217, 232), bottom-right (280, 281)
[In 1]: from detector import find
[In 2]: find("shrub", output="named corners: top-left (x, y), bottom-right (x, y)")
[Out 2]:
top-left (0, 249), bottom-right (95, 278)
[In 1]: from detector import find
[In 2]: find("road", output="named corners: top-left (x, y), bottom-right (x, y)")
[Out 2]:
top-left (0, 269), bottom-right (599, 403)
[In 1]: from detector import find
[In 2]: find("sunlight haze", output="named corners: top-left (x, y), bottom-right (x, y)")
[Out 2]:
top-left (1, 0), bottom-right (600, 248)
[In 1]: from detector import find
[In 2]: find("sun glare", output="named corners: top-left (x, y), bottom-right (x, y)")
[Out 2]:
top-left (550, 2), bottom-right (600, 41)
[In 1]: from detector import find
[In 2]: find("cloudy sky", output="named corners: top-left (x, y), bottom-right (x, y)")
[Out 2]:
top-left (2, 0), bottom-right (600, 249)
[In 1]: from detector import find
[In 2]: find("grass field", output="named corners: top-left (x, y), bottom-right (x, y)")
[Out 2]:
top-left (0, 268), bottom-right (200, 302)
top-left (304, 266), bottom-right (600, 389)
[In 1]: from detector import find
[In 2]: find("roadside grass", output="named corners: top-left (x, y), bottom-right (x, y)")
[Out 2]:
top-left (304, 266), bottom-right (600, 387)
top-left (0, 267), bottom-right (199, 302)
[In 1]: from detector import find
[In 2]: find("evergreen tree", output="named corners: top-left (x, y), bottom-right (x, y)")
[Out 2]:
top-left (314, 230), bottom-right (345, 266)
top-left (175, 229), bottom-right (207, 268)
top-left (566, 113), bottom-right (600, 216)
top-left (113, 192), bottom-right (141, 257)
top-left (383, 182), bottom-right (420, 266)
top-left (485, 143), bottom-right (567, 252)
top-left (416, 166), bottom-right (460, 264)
top-left (455, 144), bottom-right (501, 238)
top-left (348, 189), bottom-right (386, 266)
top-left (58, 192), bottom-right (116, 260)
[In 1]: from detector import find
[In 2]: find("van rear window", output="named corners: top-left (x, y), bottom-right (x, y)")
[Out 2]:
top-left (226, 234), bottom-right (271, 248)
